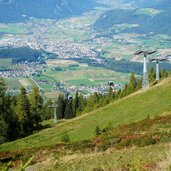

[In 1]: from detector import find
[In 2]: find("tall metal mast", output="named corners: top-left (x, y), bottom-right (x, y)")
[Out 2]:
top-left (150, 57), bottom-right (167, 81)
top-left (134, 50), bottom-right (156, 89)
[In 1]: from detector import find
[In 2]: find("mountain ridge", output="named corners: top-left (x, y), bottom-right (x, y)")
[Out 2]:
top-left (94, 0), bottom-right (171, 35)
top-left (0, 0), bottom-right (97, 23)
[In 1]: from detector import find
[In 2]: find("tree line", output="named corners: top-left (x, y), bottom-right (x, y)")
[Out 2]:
top-left (0, 67), bottom-right (170, 144)
top-left (70, 57), bottom-right (171, 75)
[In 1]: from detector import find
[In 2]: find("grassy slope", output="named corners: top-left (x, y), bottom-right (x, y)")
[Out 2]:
top-left (1, 77), bottom-right (171, 152)
top-left (55, 144), bottom-right (170, 171)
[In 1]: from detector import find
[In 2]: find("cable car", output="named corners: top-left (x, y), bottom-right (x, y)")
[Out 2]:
top-left (68, 95), bottom-right (73, 100)
top-left (108, 81), bottom-right (114, 86)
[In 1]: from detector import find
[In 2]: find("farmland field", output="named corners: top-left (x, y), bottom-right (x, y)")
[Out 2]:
top-left (0, 23), bottom-right (28, 39)
top-left (5, 78), bottom-right (38, 89)
top-left (0, 58), bottom-right (12, 66)
top-left (40, 65), bottom-right (130, 88)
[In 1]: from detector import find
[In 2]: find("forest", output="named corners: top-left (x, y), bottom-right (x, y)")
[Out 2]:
top-left (0, 47), bottom-right (48, 64)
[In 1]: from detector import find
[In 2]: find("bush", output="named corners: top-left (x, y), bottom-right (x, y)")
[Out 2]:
top-left (109, 137), bottom-right (121, 145)
top-left (68, 140), bottom-right (94, 152)
top-left (102, 122), bottom-right (113, 133)
top-left (61, 131), bottom-right (70, 143)
top-left (95, 125), bottom-right (101, 136)
top-left (115, 139), bottom-right (131, 149)
top-left (131, 135), bottom-right (156, 147)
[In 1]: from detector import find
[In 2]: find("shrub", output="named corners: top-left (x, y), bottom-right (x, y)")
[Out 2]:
top-left (102, 122), bottom-right (113, 133)
top-left (95, 125), bottom-right (101, 136)
top-left (68, 140), bottom-right (94, 152)
top-left (109, 137), bottom-right (121, 145)
top-left (115, 139), bottom-right (131, 149)
top-left (61, 131), bottom-right (70, 143)
top-left (131, 135), bottom-right (156, 147)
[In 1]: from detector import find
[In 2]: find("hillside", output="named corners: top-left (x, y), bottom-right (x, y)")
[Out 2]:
top-left (1, 77), bottom-right (171, 151)
top-left (94, 0), bottom-right (171, 35)
top-left (0, 0), bottom-right (97, 23)
top-left (0, 77), bottom-right (171, 170)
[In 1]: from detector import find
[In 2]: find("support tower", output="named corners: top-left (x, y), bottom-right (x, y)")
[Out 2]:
top-left (134, 50), bottom-right (156, 89)
top-left (150, 57), bottom-right (167, 81)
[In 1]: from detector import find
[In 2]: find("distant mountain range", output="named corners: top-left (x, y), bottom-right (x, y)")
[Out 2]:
top-left (120, 0), bottom-right (164, 7)
top-left (94, 0), bottom-right (171, 35)
top-left (0, 0), bottom-right (97, 23)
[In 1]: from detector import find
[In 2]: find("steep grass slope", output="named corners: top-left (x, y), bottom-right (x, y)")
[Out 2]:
top-left (0, 77), bottom-right (171, 152)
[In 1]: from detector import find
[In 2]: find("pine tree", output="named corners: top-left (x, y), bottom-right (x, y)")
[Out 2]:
top-left (0, 78), bottom-right (8, 143)
top-left (0, 115), bottom-right (8, 144)
top-left (0, 78), bottom-right (20, 141)
top-left (64, 99), bottom-right (74, 119)
top-left (0, 77), bottom-right (7, 115)
top-left (121, 83), bottom-right (129, 97)
top-left (56, 94), bottom-right (65, 119)
top-left (127, 73), bottom-right (137, 93)
top-left (148, 67), bottom-right (155, 83)
top-left (73, 91), bottom-right (79, 115)
top-left (77, 93), bottom-right (86, 114)
top-left (116, 89), bottom-right (122, 99)
top-left (108, 87), bottom-right (114, 100)
top-left (8, 96), bottom-right (20, 140)
top-left (15, 87), bottom-right (32, 135)
top-left (160, 69), bottom-right (168, 79)
top-left (29, 87), bottom-right (43, 129)
top-left (103, 96), bottom-right (110, 106)
top-left (136, 77), bottom-right (142, 90)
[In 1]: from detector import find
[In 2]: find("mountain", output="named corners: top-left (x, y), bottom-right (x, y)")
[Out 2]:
top-left (0, 0), bottom-right (97, 23)
top-left (120, 0), bottom-right (164, 7)
top-left (1, 77), bottom-right (171, 170)
top-left (154, 0), bottom-right (171, 10)
top-left (94, 0), bottom-right (171, 35)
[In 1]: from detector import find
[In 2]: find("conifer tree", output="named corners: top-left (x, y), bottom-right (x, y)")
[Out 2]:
top-left (8, 95), bottom-right (20, 140)
top-left (136, 77), bottom-right (142, 90)
top-left (29, 87), bottom-right (43, 129)
top-left (0, 115), bottom-right (8, 144)
top-left (77, 93), bottom-right (86, 114)
top-left (148, 67), bottom-right (155, 83)
top-left (0, 78), bottom-right (8, 143)
top-left (108, 87), bottom-right (114, 100)
top-left (15, 87), bottom-right (32, 135)
top-left (127, 73), bottom-right (137, 93)
top-left (0, 77), bottom-right (7, 117)
top-left (64, 99), bottom-right (74, 119)
top-left (56, 94), bottom-right (65, 119)
top-left (0, 78), bottom-right (20, 141)
top-left (73, 91), bottom-right (79, 115)
top-left (160, 69), bottom-right (168, 79)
